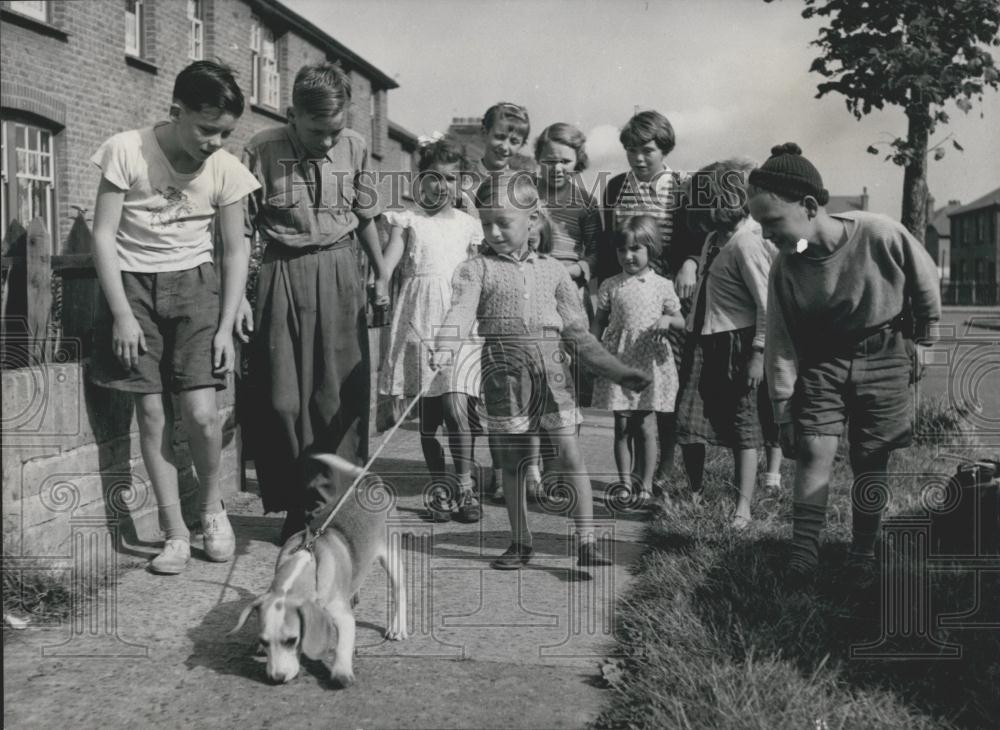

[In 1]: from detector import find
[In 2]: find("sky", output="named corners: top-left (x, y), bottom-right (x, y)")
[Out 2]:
top-left (288, 0), bottom-right (1000, 218)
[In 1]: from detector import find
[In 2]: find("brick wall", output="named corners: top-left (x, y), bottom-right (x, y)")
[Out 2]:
top-left (0, 0), bottom-right (391, 247)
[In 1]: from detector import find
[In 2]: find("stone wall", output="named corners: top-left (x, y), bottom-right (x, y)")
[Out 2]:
top-left (2, 362), bottom-right (241, 560)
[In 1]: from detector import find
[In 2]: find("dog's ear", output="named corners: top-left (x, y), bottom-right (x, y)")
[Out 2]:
top-left (228, 595), bottom-right (265, 635)
top-left (297, 600), bottom-right (335, 660)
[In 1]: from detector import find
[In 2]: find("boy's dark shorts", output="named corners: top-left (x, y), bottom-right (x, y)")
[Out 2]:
top-left (90, 262), bottom-right (225, 394)
top-left (793, 327), bottom-right (914, 455)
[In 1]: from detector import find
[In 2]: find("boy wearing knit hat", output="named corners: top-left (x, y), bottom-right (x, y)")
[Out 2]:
top-left (748, 143), bottom-right (941, 584)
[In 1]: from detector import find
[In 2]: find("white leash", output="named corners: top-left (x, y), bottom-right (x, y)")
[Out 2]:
top-left (297, 376), bottom-right (438, 552)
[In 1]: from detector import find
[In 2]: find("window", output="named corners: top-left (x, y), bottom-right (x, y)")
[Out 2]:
top-left (1, 120), bottom-right (57, 248)
top-left (978, 213), bottom-right (988, 245)
top-left (125, 0), bottom-right (144, 56)
top-left (250, 16), bottom-right (280, 109)
top-left (7, 1), bottom-right (48, 22)
top-left (188, 0), bottom-right (203, 60)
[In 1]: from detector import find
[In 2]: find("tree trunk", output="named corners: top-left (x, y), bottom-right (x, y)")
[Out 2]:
top-left (900, 107), bottom-right (930, 242)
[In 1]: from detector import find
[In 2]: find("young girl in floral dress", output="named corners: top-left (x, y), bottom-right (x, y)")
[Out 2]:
top-left (592, 215), bottom-right (684, 508)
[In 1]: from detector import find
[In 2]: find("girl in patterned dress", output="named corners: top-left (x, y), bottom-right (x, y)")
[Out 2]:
top-left (592, 215), bottom-right (684, 508)
top-left (380, 136), bottom-right (484, 522)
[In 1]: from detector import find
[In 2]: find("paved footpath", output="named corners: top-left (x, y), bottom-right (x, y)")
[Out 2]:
top-left (3, 409), bottom-right (649, 730)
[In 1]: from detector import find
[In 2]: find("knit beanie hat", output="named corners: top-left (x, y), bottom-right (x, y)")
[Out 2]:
top-left (748, 143), bottom-right (829, 205)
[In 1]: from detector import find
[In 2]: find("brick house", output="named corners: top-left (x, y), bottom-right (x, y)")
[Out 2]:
top-left (946, 185), bottom-right (1000, 305)
top-left (0, 0), bottom-right (408, 250)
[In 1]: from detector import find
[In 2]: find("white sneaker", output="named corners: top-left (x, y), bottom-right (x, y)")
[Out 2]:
top-left (149, 539), bottom-right (191, 575)
top-left (201, 509), bottom-right (235, 562)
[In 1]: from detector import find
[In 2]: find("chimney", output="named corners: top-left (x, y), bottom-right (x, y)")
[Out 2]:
top-left (860, 186), bottom-right (869, 211)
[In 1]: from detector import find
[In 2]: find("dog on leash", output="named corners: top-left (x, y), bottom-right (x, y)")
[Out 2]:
top-left (230, 454), bottom-right (407, 686)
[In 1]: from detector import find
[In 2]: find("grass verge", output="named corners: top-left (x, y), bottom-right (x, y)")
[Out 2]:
top-left (595, 404), bottom-right (998, 729)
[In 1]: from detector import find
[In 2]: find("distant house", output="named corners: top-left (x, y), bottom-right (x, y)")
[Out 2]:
top-left (947, 185), bottom-right (1000, 305)
top-left (925, 197), bottom-right (963, 281)
top-left (825, 188), bottom-right (870, 215)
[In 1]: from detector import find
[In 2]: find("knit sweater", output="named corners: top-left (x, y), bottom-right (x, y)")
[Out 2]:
top-left (765, 211), bottom-right (941, 423)
top-left (439, 250), bottom-right (640, 383)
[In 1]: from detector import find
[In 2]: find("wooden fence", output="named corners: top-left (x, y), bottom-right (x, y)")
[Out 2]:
top-left (1, 212), bottom-right (99, 368)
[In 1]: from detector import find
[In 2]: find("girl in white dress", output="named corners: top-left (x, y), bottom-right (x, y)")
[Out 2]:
top-left (592, 215), bottom-right (684, 507)
top-left (380, 136), bottom-right (484, 522)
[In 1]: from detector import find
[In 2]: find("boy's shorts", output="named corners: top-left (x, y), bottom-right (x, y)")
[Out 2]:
top-left (480, 337), bottom-right (583, 435)
top-left (793, 327), bottom-right (914, 456)
top-left (90, 262), bottom-right (225, 394)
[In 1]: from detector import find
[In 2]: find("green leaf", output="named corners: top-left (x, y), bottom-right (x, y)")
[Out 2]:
top-left (867, 145), bottom-right (880, 154)
top-left (953, 139), bottom-right (964, 151)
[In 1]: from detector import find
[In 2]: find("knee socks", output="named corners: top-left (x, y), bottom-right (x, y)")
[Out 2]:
top-left (850, 505), bottom-right (883, 559)
top-left (789, 501), bottom-right (826, 574)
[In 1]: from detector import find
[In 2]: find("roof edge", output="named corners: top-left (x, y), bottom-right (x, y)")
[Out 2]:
top-left (252, 0), bottom-right (398, 90)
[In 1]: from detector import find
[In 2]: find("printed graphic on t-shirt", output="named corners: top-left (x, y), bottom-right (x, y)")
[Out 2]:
top-left (149, 186), bottom-right (193, 227)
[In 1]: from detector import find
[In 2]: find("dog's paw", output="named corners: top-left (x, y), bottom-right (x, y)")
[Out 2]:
top-left (330, 669), bottom-right (355, 688)
top-left (384, 627), bottom-right (408, 641)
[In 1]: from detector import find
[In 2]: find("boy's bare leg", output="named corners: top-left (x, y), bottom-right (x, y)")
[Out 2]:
top-left (763, 446), bottom-right (783, 489)
top-left (732, 447), bottom-right (758, 526)
top-left (135, 393), bottom-right (187, 540)
top-left (177, 387), bottom-right (223, 516)
top-left (500, 439), bottom-right (531, 545)
top-left (546, 427), bottom-right (595, 539)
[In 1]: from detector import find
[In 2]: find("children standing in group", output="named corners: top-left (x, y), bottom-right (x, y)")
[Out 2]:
top-left (90, 61), bottom-right (260, 574)
top-left (379, 136), bottom-right (484, 523)
top-left (598, 110), bottom-right (702, 494)
top-left (433, 172), bottom-right (651, 569)
top-left (242, 63), bottom-right (390, 543)
top-left (749, 143), bottom-right (940, 581)
top-left (592, 216), bottom-right (684, 507)
top-left (675, 160), bottom-right (782, 528)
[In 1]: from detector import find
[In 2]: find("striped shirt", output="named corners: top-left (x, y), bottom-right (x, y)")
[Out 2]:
top-left (612, 169), bottom-right (686, 276)
top-left (539, 181), bottom-right (600, 281)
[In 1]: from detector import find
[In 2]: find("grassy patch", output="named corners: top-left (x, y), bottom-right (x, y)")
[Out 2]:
top-left (2, 567), bottom-right (73, 631)
top-left (595, 441), bottom-right (999, 729)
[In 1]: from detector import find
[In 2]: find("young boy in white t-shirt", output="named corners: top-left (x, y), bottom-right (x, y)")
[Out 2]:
top-left (90, 61), bottom-right (260, 574)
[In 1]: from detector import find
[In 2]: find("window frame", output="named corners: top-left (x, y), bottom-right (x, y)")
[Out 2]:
top-left (250, 15), bottom-right (280, 110)
top-left (7, 0), bottom-right (48, 22)
top-left (188, 0), bottom-right (204, 61)
top-left (1, 119), bottom-right (58, 252)
top-left (125, 0), bottom-right (145, 57)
